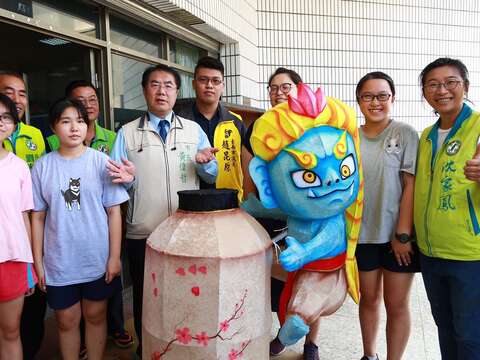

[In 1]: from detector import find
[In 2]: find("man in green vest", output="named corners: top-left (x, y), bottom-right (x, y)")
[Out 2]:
top-left (0, 71), bottom-right (45, 168)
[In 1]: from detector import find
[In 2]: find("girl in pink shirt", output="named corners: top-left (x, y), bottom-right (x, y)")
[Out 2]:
top-left (0, 94), bottom-right (37, 360)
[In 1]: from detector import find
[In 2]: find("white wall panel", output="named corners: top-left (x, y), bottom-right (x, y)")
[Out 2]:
top-left (257, 0), bottom-right (480, 131)
top-left (158, 0), bottom-right (260, 105)
top-left (146, 0), bottom-right (480, 127)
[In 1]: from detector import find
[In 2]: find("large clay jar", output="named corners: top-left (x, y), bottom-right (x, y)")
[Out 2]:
top-left (143, 189), bottom-right (272, 359)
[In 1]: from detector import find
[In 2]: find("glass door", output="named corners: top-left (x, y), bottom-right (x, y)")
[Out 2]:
top-left (0, 21), bottom-right (99, 136)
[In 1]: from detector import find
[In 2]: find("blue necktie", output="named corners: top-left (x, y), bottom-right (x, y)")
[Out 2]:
top-left (159, 120), bottom-right (169, 142)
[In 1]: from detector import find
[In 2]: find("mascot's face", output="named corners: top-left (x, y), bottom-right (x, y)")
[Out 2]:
top-left (268, 126), bottom-right (359, 219)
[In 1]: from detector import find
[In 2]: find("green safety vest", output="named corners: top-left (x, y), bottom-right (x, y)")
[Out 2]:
top-left (3, 122), bottom-right (45, 168)
top-left (414, 104), bottom-right (480, 260)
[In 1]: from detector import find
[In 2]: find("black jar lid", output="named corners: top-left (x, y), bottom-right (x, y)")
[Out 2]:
top-left (177, 189), bottom-right (238, 212)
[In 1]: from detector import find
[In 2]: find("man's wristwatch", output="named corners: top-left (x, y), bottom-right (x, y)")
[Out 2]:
top-left (395, 233), bottom-right (411, 244)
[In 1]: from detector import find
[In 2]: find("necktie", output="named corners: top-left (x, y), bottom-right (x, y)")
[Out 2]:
top-left (159, 120), bottom-right (169, 142)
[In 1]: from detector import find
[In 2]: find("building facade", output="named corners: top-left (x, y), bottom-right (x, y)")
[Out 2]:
top-left (1, 0), bottom-right (479, 131)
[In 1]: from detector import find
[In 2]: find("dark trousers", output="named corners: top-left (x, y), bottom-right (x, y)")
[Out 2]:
top-left (126, 238), bottom-right (147, 356)
top-left (20, 287), bottom-right (47, 360)
top-left (271, 277), bottom-right (285, 313)
top-left (107, 289), bottom-right (126, 335)
top-left (420, 254), bottom-right (480, 360)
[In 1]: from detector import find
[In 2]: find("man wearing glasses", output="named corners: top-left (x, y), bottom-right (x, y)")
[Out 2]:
top-left (110, 63), bottom-right (217, 358)
top-left (175, 56), bottom-right (246, 201)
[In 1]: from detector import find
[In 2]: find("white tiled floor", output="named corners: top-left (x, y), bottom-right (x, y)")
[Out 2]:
top-left (273, 275), bottom-right (441, 360)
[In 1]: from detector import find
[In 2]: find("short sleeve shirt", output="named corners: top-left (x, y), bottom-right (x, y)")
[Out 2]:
top-left (359, 120), bottom-right (419, 244)
top-left (0, 152), bottom-right (34, 263)
top-left (31, 148), bottom-right (129, 286)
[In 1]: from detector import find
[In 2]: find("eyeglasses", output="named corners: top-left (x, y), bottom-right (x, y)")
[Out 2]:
top-left (75, 96), bottom-right (98, 107)
top-left (359, 93), bottom-right (392, 103)
top-left (268, 83), bottom-right (293, 95)
top-left (0, 113), bottom-right (15, 125)
top-left (196, 76), bottom-right (223, 86)
top-left (423, 80), bottom-right (463, 93)
top-left (149, 80), bottom-right (177, 92)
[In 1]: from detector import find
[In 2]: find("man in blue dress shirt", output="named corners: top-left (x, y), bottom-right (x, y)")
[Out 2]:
top-left (111, 63), bottom-right (217, 358)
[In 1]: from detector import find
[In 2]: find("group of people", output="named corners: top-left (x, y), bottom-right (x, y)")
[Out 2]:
top-left (0, 72), bottom-right (138, 360)
top-left (0, 57), bottom-right (239, 360)
top-left (0, 54), bottom-right (479, 360)
top-left (354, 58), bottom-right (480, 360)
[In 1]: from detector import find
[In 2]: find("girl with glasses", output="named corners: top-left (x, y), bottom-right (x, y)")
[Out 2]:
top-left (267, 67), bottom-right (302, 107)
top-left (355, 72), bottom-right (420, 360)
top-left (242, 67), bottom-right (304, 357)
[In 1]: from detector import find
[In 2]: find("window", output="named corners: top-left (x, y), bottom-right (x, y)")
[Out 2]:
top-left (169, 38), bottom-right (206, 69)
top-left (32, 0), bottom-right (99, 38)
top-left (178, 71), bottom-right (194, 99)
top-left (110, 15), bottom-right (166, 59)
top-left (111, 54), bottom-right (150, 129)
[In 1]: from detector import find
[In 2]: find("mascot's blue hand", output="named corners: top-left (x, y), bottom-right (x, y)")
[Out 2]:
top-left (280, 236), bottom-right (308, 272)
top-left (240, 193), bottom-right (263, 215)
top-left (240, 193), bottom-right (287, 220)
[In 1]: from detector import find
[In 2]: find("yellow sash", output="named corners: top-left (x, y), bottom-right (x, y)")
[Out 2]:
top-left (214, 120), bottom-right (243, 202)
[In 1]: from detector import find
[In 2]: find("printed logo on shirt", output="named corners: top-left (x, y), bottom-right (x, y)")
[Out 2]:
top-left (384, 135), bottom-right (402, 154)
top-left (25, 154), bottom-right (35, 168)
top-left (61, 178), bottom-right (81, 211)
top-left (446, 140), bottom-right (461, 156)
top-left (97, 144), bottom-right (109, 154)
top-left (25, 139), bottom-right (37, 151)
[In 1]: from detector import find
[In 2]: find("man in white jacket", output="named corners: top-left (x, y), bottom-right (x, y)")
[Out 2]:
top-left (111, 63), bottom-right (217, 358)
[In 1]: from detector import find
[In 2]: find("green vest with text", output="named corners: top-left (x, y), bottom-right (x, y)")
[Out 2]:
top-left (3, 122), bottom-right (45, 168)
top-left (414, 104), bottom-right (480, 261)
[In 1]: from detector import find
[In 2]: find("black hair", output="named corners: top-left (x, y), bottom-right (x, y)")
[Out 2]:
top-left (141, 64), bottom-right (181, 89)
top-left (0, 93), bottom-right (20, 125)
top-left (419, 57), bottom-right (469, 91)
top-left (194, 56), bottom-right (224, 78)
top-left (65, 80), bottom-right (98, 98)
top-left (49, 98), bottom-right (88, 128)
top-left (355, 71), bottom-right (396, 102)
top-left (0, 70), bottom-right (24, 82)
top-left (268, 67), bottom-right (303, 86)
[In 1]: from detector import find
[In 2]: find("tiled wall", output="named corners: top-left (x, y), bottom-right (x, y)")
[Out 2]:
top-left (151, 0), bottom-right (260, 106)
top-left (149, 0), bottom-right (480, 130)
top-left (257, 0), bottom-right (480, 130)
